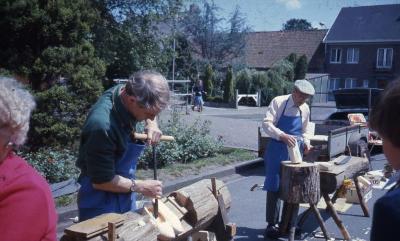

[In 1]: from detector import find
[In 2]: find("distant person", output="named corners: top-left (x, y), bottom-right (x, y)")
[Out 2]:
top-left (192, 79), bottom-right (206, 112)
top-left (369, 79), bottom-right (400, 241)
top-left (0, 77), bottom-right (57, 241)
top-left (261, 79), bottom-right (314, 239)
top-left (76, 70), bottom-right (170, 221)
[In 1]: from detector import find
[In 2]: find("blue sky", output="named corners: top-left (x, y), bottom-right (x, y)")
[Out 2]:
top-left (209, 0), bottom-right (400, 31)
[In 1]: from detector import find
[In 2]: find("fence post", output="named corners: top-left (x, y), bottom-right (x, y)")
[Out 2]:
top-left (235, 89), bottom-right (239, 109)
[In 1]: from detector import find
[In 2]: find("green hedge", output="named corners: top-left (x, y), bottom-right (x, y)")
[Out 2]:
top-left (138, 110), bottom-right (223, 168)
top-left (18, 148), bottom-right (78, 183)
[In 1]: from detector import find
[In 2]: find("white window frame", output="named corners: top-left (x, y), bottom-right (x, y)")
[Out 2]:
top-left (347, 48), bottom-right (359, 64)
top-left (362, 80), bottom-right (369, 88)
top-left (330, 48), bottom-right (342, 64)
top-left (329, 78), bottom-right (341, 90)
top-left (376, 48), bottom-right (393, 68)
top-left (345, 78), bottom-right (357, 88)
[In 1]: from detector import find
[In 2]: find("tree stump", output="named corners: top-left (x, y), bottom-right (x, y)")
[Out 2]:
top-left (279, 162), bottom-right (328, 241)
top-left (279, 161), bottom-right (320, 204)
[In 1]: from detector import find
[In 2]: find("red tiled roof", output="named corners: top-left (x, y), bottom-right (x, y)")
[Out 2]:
top-left (245, 30), bottom-right (327, 69)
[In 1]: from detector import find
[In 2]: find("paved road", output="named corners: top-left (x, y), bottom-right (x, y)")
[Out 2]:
top-left (224, 154), bottom-right (388, 241)
top-left (160, 106), bottom-right (268, 151)
top-left (159, 104), bottom-right (336, 151)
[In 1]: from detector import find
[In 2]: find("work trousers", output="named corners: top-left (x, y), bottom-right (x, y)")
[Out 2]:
top-left (266, 191), bottom-right (299, 229)
top-left (266, 191), bottom-right (281, 225)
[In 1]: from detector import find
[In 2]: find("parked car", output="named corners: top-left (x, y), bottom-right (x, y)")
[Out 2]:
top-left (323, 88), bottom-right (382, 126)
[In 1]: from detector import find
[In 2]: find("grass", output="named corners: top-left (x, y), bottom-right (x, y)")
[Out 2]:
top-left (136, 147), bottom-right (257, 181)
top-left (54, 147), bottom-right (257, 207)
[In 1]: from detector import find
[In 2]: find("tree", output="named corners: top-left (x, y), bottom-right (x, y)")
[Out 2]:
top-left (204, 64), bottom-right (214, 98)
top-left (223, 65), bottom-right (234, 102)
top-left (92, 0), bottom-right (173, 82)
top-left (0, 0), bottom-right (106, 149)
top-left (220, 6), bottom-right (250, 63)
top-left (235, 68), bottom-right (253, 94)
top-left (286, 53), bottom-right (297, 65)
top-left (0, 0), bottom-right (102, 89)
top-left (181, 2), bottom-right (249, 65)
top-left (294, 55), bottom-right (308, 80)
top-left (282, 18), bottom-right (314, 31)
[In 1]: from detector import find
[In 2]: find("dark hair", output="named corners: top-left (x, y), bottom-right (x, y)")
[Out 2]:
top-left (369, 80), bottom-right (400, 148)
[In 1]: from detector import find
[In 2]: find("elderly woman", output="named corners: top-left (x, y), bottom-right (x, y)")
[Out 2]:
top-left (0, 77), bottom-right (57, 241)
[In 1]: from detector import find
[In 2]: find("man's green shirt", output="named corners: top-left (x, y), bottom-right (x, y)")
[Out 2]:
top-left (76, 85), bottom-right (138, 183)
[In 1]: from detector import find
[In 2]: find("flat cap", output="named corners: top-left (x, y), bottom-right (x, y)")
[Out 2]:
top-left (294, 79), bottom-right (315, 96)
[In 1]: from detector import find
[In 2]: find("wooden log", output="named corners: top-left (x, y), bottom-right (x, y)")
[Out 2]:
top-left (310, 204), bottom-right (330, 240)
top-left (323, 193), bottom-right (351, 240)
top-left (61, 179), bottom-right (231, 241)
top-left (279, 161), bottom-right (320, 204)
top-left (353, 175), bottom-right (370, 217)
top-left (319, 155), bottom-right (369, 194)
top-left (170, 179), bottom-right (231, 227)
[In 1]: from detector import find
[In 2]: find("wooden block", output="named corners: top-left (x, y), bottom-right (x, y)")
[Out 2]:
top-left (158, 199), bottom-right (185, 234)
top-left (191, 231), bottom-right (217, 241)
top-left (164, 196), bottom-right (188, 219)
top-left (108, 222), bottom-right (116, 241)
top-left (64, 213), bottom-right (124, 239)
top-left (226, 223), bottom-right (237, 237)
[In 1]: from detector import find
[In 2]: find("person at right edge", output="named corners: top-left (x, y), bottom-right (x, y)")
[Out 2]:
top-left (262, 79), bottom-right (315, 239)
top-left (369, 79), bottom-right (400, 241)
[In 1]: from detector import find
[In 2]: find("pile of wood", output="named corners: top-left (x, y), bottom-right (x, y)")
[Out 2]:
top-left (61, 178), bottom-right (236, 241)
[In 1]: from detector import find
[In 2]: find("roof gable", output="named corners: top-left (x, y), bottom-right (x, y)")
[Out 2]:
top-left (325, 4), bottom-right (400, 43)
top-left (245, 30), bottom-right (327, 69)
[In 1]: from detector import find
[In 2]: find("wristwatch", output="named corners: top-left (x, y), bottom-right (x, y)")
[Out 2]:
top-left (129, 179), bottom-right (136, 192)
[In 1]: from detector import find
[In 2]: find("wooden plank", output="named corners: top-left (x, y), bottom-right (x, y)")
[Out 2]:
top-left (64, 213), bottom-right (124, 239)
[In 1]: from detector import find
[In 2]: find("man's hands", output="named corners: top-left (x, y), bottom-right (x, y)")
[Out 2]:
top-left (145, 125), bottom-right (162, 145)
top-left (280, 133), bottom-right (313, 155)
top-left (134, 179), bottom-right (163, 198)
top-left (279, 133), bottom-right (297, 147)
top-left (92, 176), bottom-right (162, 198)
top-left (145, 119), bottom-right (162, 145)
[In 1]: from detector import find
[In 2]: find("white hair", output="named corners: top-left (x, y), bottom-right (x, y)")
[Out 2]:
top-left (0, 77), bottom-right (36, 145)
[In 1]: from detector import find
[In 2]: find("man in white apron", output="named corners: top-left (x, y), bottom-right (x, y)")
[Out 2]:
top-left (262, 79), bottom-right (315, 238)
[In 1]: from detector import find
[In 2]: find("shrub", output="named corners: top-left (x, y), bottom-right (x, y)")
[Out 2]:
top-left (204, 64), bottom-right (214, 98)
top-left (223, 66), bottom-right (234, 102)
top-left (295, 54), bottom-right (308, 80)
top-left (18, 147), bottom-right (78, 183)
top-left (138, 110), bottom-right (223, 168)
top-left (207, 96), bottom-right (224, 103)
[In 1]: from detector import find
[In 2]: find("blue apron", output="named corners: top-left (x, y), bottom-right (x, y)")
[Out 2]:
top-left (263, 98), bottom-right (304, 192)
top-left (78, 141), bottom-right (145, 221)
